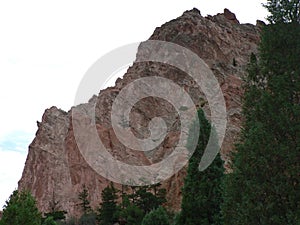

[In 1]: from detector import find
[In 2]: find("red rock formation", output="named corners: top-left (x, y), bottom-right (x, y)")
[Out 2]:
top-left (223, 8), bottom-right (240, 24)
top-left (18, 8), bottom-right (260, 216)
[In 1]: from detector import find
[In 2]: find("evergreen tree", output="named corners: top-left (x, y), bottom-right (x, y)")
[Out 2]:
top-left (177, 110), bottom-right (224, 225)
top-left (141, 206), bottom-right (170, 225)
top-left (78, 213), bottom-right (97, 225)
top-left (264, 0), bottom-right (300, 23)
top-left (97, 183), bottom-right (119, 225)
top-left (135, 186), bottom-right (157, 214)
top-left (221, 2), bottom-right (300, 224)
top-left (78, 185), bottom-right (92, 215)
top-left (43, 192), bottom-right (66, 222)
top-left (151, 184), bottom-right (167, 206)
top-left (119, 196), bottom-right (144, 225)
top-left (42, 216), bottom-right (57, 225)
top-left (0, 190), bottom-right (41, 225)
top-left (44, 210), bottom-right (66, 223)
top-left (135, 185), bottom-right (166, 214)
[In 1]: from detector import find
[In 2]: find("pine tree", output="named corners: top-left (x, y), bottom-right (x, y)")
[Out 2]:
top-left (177, 109), bottom-right (224, 225)
top-left (0, 190), bottom-right (41, 225)
top-left (78, 185), bottom-right (92, 215)
top-left (119, 195), bottom-right (144, 225)
top-left (42, 216), bottom-right (57, 225)
top-left (97, 183), bottom-right (119, 225)
top-left (43, 192), bottom-right (66, 223)
top-left (135, 185), bottom-right (166, 214)
top-left (78, 213), bottom-right (97, 225)
top-left (264, 0), bottom-right (300, 23)
top-left (221, 2), bottom-right (300, 224)
top-left (151, 184), bottom-right (167, 206)
top-left (142, 206), bottom-right (170, 225)
top-left (118, 184), bottom-right (166, 225)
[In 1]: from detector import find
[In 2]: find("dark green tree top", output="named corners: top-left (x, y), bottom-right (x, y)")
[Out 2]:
top-left (264, 0), bottom-right (300, 23)
top-left (0, 190), bottom-right (41, 225)
top-left (142, 206), bottom-right (170, 225)
top-left (221, 2), bottom-right (300, 224)
top-left (42, 216), bottom-right (57, 225)
top-left (134, 185), bottom-right (166, 214)
top-left (177, 109), bottom-right (224, 225)
top-left (119, 200), bottom-right (144, 225)
top-left (78, 185), bottom-right (92, 215)
top-left (97, 183), bottom-right (119, 225)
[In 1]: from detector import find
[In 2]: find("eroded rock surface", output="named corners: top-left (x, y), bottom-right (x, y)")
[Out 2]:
top-left (19, 8), bottom-right (260, 216)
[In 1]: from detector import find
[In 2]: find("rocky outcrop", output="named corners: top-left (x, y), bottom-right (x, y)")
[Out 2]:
top-left (19, 8), bottom-right (260, 216)
top-left (223, 8), bottom-right (240, 24)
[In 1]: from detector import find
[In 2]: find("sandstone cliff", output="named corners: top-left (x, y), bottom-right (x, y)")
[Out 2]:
top-left (19, 8), bottom-right (262, 217)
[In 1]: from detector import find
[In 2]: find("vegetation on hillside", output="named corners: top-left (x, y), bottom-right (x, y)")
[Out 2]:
top-left (176, 110), bottom-right (224, 225)
top-left (221, 0), bottom-right (300, 224)
top-left (0, 190), bottom-right (41, 225)
top-left (1, 1), bottom-right (299, 224)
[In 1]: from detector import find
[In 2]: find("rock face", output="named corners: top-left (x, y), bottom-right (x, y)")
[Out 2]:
top-left (18, 8), bottom-right (260, 216)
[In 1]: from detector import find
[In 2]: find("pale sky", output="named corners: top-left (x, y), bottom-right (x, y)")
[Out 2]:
top-left (0, 0), bottom-right (268, 208)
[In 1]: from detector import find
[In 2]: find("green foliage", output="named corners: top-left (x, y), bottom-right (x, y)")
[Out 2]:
top-left (264, 0), bottom-right (300, 23)
top-left (177, 110), bottom-right (224, 225)
top-left (78, 185), bottom-right (92, 215)
top-left (43, 192), bottom-right (66, 223)
top-left (97, 183), bottom-right (119, 225)
top-left (173, 212), bottom-right (181, 225)
top-left (94, 182), bottom-right (167, 225)
top-left (142, 206), bottom-right (170, 225)
top-left (0, 190), bottom-right (41, 225)
top-left (135, 185), bottom-right (166, 214)
top-left (44, 210), bottom-right (66, 222)
top-left (152, 184), bottom-right (167, 206)
top-left (42, 216), bottom-right (57, 225)
top-left (221, 3), bottom-right (300, 224)
top-left (119, 200), bottom-right (144, 225)
top-left (78, 212), bottom-right (97, 225)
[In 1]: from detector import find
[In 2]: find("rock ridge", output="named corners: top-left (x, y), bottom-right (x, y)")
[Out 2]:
top-left (19, 8), bottom-right (261, 216)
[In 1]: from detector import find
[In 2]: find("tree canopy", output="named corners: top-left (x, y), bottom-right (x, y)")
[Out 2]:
top-left (97, 183), bottom-right (119, 225)
top-left (0, 190), bottom-right (41, 225)
top-left (141, 206), bottom-right (170, 225)
top-left (177, 109), bottom-right (224, 225)
top-left (264, 0), bottom-right (300, 23)
top-left (221, 1), bottom-right (300, 224)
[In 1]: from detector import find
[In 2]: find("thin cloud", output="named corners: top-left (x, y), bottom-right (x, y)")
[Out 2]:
top-left (0, 131), bottom-right (33, 153)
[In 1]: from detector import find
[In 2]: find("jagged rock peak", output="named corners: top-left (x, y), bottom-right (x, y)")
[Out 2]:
top-left (223, 8), bottom-right (240, 24)
top-left (182, 7), bottom-right (201, 16)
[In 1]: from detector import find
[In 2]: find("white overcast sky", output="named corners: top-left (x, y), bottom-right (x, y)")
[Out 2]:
top-left (0, 0), bottom-right (268, 208)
